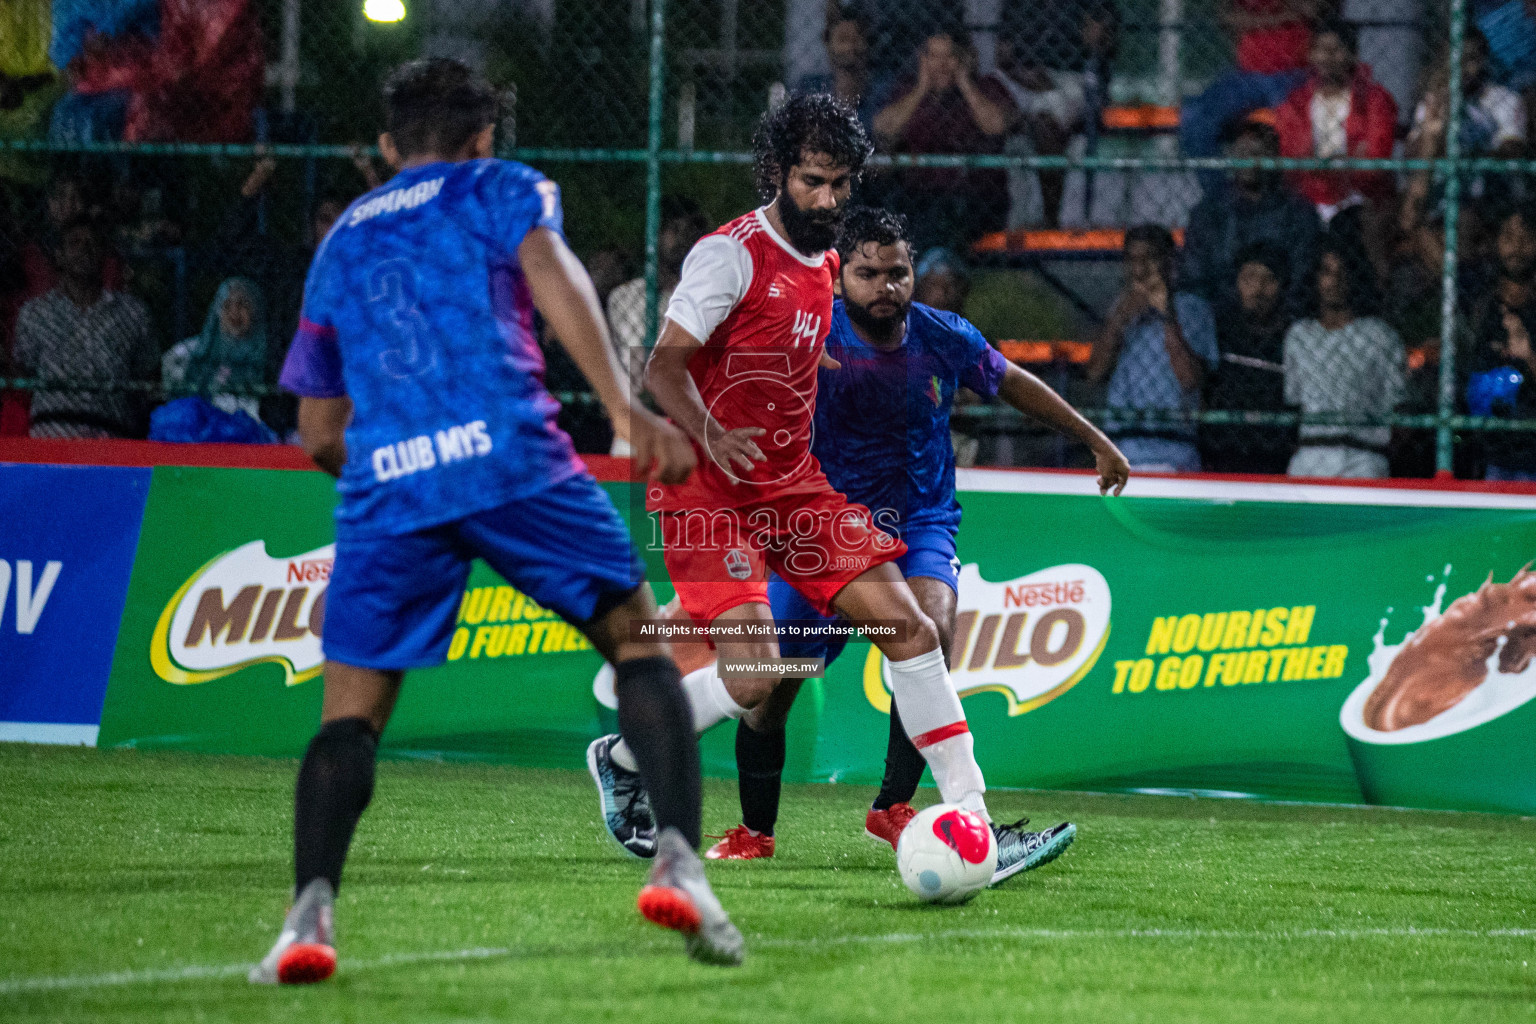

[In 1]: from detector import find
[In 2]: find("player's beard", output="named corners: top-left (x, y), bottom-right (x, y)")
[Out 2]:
top-left (843, 292), bottom-right (910, 343)
top-left (775, 191), bottom-right (843, 254)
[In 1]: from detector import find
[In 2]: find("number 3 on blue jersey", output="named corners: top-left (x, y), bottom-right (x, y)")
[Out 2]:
top-left (370, 258), bottom-right (435, 378)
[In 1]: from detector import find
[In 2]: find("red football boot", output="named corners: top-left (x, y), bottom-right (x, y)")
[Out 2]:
top-left (864, 802), bottom-right (917, 850)
top-left (703, 825), bottom-right (775, 860)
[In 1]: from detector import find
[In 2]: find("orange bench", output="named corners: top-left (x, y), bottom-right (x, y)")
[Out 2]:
top-left (1100, 104), bottom-right (1179, 132)
top-left (973, 227), bottom-right (1185, 257)
top-left (996, 340), bottom-right (1093, 365)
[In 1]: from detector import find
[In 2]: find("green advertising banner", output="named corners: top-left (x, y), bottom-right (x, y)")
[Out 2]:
top-left (98, 467), bottom-right (1536, 814)
top-left (95, 466), bottom-right (818, 779)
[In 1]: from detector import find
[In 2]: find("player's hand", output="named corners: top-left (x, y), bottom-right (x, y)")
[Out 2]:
top-left (707, 422), bottom-right (767, 478)
top-left (1093, 442), bottom-right (1130, 496)
top-left (818, 348), bottom-right (841, 370)
top-left (628, 406), bottom-right (697, 485)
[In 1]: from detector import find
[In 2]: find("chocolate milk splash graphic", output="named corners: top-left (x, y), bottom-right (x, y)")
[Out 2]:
top-left (1364, 567), bottom-right (1536, 731)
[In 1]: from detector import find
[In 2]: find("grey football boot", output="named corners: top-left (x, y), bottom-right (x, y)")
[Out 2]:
top-left (636, 826), bottom-right (745, 966)
top-left (249, 877), bottom-right (336, 984)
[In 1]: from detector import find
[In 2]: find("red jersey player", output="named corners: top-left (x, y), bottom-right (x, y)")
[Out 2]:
top-left (587, 95), bottom-right (1047, 882)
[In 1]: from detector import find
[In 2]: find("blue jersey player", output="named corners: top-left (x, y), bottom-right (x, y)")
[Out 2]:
top-left (251, 59), bottom-right (742, 983)
top-left (704, 207), bottom-right (1130, 871)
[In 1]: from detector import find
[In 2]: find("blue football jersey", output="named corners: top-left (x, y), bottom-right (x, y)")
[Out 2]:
top-left (280, 159), bottom-right (584, 539)
top-left (813, 300), bottom-right (1007, 534)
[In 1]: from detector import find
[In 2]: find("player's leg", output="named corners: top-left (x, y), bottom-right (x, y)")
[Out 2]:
top-left (603, 514), bottom-right (788, 782)
top-left (863, 574), bottom-right (952, 846)
top-left (462, 477), bottom-right (741, 964)
top-left (252, 525), bottom-right (469, 985)
top-left (580, 582), bottom-right (703, 857)
top-left (830, 563), bottom-right (990, 819)
top-left (706, 574), bottom-right (838, 859)
top-left (873, 534), bottom-right (1077, 875)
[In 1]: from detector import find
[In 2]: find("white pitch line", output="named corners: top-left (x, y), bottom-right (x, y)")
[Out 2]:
top-left (756, 926), bottom-right (1536, 949)
top-left (4, 928), bottom-right (1532, 996)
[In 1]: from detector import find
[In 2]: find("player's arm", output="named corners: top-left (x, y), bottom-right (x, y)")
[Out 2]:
top-left (642, 233), bottom-right (766, 477)
top-left (645, 321), bottom-right (766, 476)
top-left (517, 226), bottom-right (695, 484)
top-left (297, 396), bottom-right (352, 478)
top-left (996, 364), bottom-right (1129, 496)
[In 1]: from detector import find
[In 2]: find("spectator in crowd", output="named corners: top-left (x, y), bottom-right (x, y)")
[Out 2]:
top-left (1202, 240), bottom-right (1298, 473)
top-left (873, 31), bottom-right (1014, 250)
top-left (1283, 233), bottom-right (1406, 478)
top-left (583, 248), bottom-right (630, 309)
top-left (606, 197), bottom-right (708, 360)
top-left (1467, 303), bottom-right (1536, 480)
top-left (605, 196), bottom-right (708, 455)
top-left (1475, 0), bottom-right (1536, 94)
top-left (1463, 203), bottom-right (1536, 478)
top-left (1183, 120), bottom-right (1320, 314)
top-left (1479, 203), bottom-right (1536, 318)
top-left (65, 0), bottom-right (264, 144)
top-left (912, 246), bottom-right (970, 313)
top-left (1274, 18), bottom-right (1398, 264)
top-left (1180, 0), bottom-right (1327, 192)
top-left (12, 216), bottom-right (158, 438)
top-left (988, 29), bottom-right (1087, 229)
top-left (990, 0), bottom-right (1119, 226)
top-left (161, 276), bottom-right (267, 422)
top-left (794, 14), bottom-right (885, 135)
top-left (19, 174), bottom-right (125, 299)
top-left (826, 0), bottom-right (964, 83)
top-left (1384, 205), bottom-right (1488, 476)
top-left (1402, 29), bottom-right (1529, 237)
top-left (1087, 225), bottom-right (1220, 472)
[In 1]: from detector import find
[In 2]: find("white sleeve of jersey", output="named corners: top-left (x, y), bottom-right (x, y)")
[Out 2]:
top-left (664, 233), bottom-right (754, 344)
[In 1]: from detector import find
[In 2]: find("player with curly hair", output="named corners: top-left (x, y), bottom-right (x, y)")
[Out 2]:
top-left (586, 95), bottom-right (1075, 884)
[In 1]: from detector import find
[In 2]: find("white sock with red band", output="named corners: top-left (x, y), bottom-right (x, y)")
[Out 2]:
top-left (610, 664), bottom-right (745, 773)
top-left (888, 647), bottom-right (989, 820)
top-left (680, 664), bottom-right (748, 733)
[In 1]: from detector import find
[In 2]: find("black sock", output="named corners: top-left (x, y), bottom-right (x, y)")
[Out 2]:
top-left (294, 716), bottom-right (378, 895)
top-left (735, 719), bottom-right (786, 836)
top-left (614, 655), bottom-right (702, 849)
top-left (872, 699), bottom-right (927, 811)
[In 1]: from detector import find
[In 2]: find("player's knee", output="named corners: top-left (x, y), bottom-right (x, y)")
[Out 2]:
top-left (728, 672), bottom-right (779, 711)
top-left (891, 611), bottom-right (941, 662)
top-left (746, 677), bottom-right (802, 733)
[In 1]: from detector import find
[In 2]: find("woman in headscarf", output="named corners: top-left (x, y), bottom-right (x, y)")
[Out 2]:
top-left (162, 276), bottom-right (267, 421)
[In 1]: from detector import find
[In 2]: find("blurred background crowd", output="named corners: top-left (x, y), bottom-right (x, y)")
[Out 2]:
top-left (3, 0), bottom-right (1536, 480)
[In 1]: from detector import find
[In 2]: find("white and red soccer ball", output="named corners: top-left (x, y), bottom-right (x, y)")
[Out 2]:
top-left (896, 804), bottom-right (996, 904)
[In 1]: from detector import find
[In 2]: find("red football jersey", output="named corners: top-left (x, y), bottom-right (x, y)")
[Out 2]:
top-left (650, 207), bottom-right (839, 511)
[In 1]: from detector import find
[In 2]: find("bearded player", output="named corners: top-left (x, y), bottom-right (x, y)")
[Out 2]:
top-left (585, 94), bottom-right (1062, 881)
top-left (703, 206), bottom-right (1129, 862)
top-left (251, 58), bottom-right (742, 982)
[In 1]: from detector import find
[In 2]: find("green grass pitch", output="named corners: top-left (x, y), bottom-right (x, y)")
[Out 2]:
top-left (2, 743), bottom-right (1534, 1023)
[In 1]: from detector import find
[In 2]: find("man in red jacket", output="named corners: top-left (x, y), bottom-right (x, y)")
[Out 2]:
top-left (1274, 18), bottom-right (1398, 218)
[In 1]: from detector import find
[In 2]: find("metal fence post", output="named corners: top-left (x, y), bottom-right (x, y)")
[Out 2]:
top-left (1437, 0), bottom-right (1467, 475)
top-left (643, 0), bottom-right (667, 356)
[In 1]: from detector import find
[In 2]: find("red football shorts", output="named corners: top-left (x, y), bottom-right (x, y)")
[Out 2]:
top-left (658, 487), bottom-right (907, 624)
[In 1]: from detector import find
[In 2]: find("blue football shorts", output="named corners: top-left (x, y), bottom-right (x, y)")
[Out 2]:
top-left (323, 473), bottom-right (645, 670)
top-left (768, 523), bottom-right (961, 665)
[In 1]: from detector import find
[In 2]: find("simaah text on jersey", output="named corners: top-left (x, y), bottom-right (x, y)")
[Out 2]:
top-left (371, 419), bottom-right (493, 482)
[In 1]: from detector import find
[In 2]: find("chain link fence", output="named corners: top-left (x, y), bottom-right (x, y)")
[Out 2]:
top-left (2, 0), bottom-right (1534, 479)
